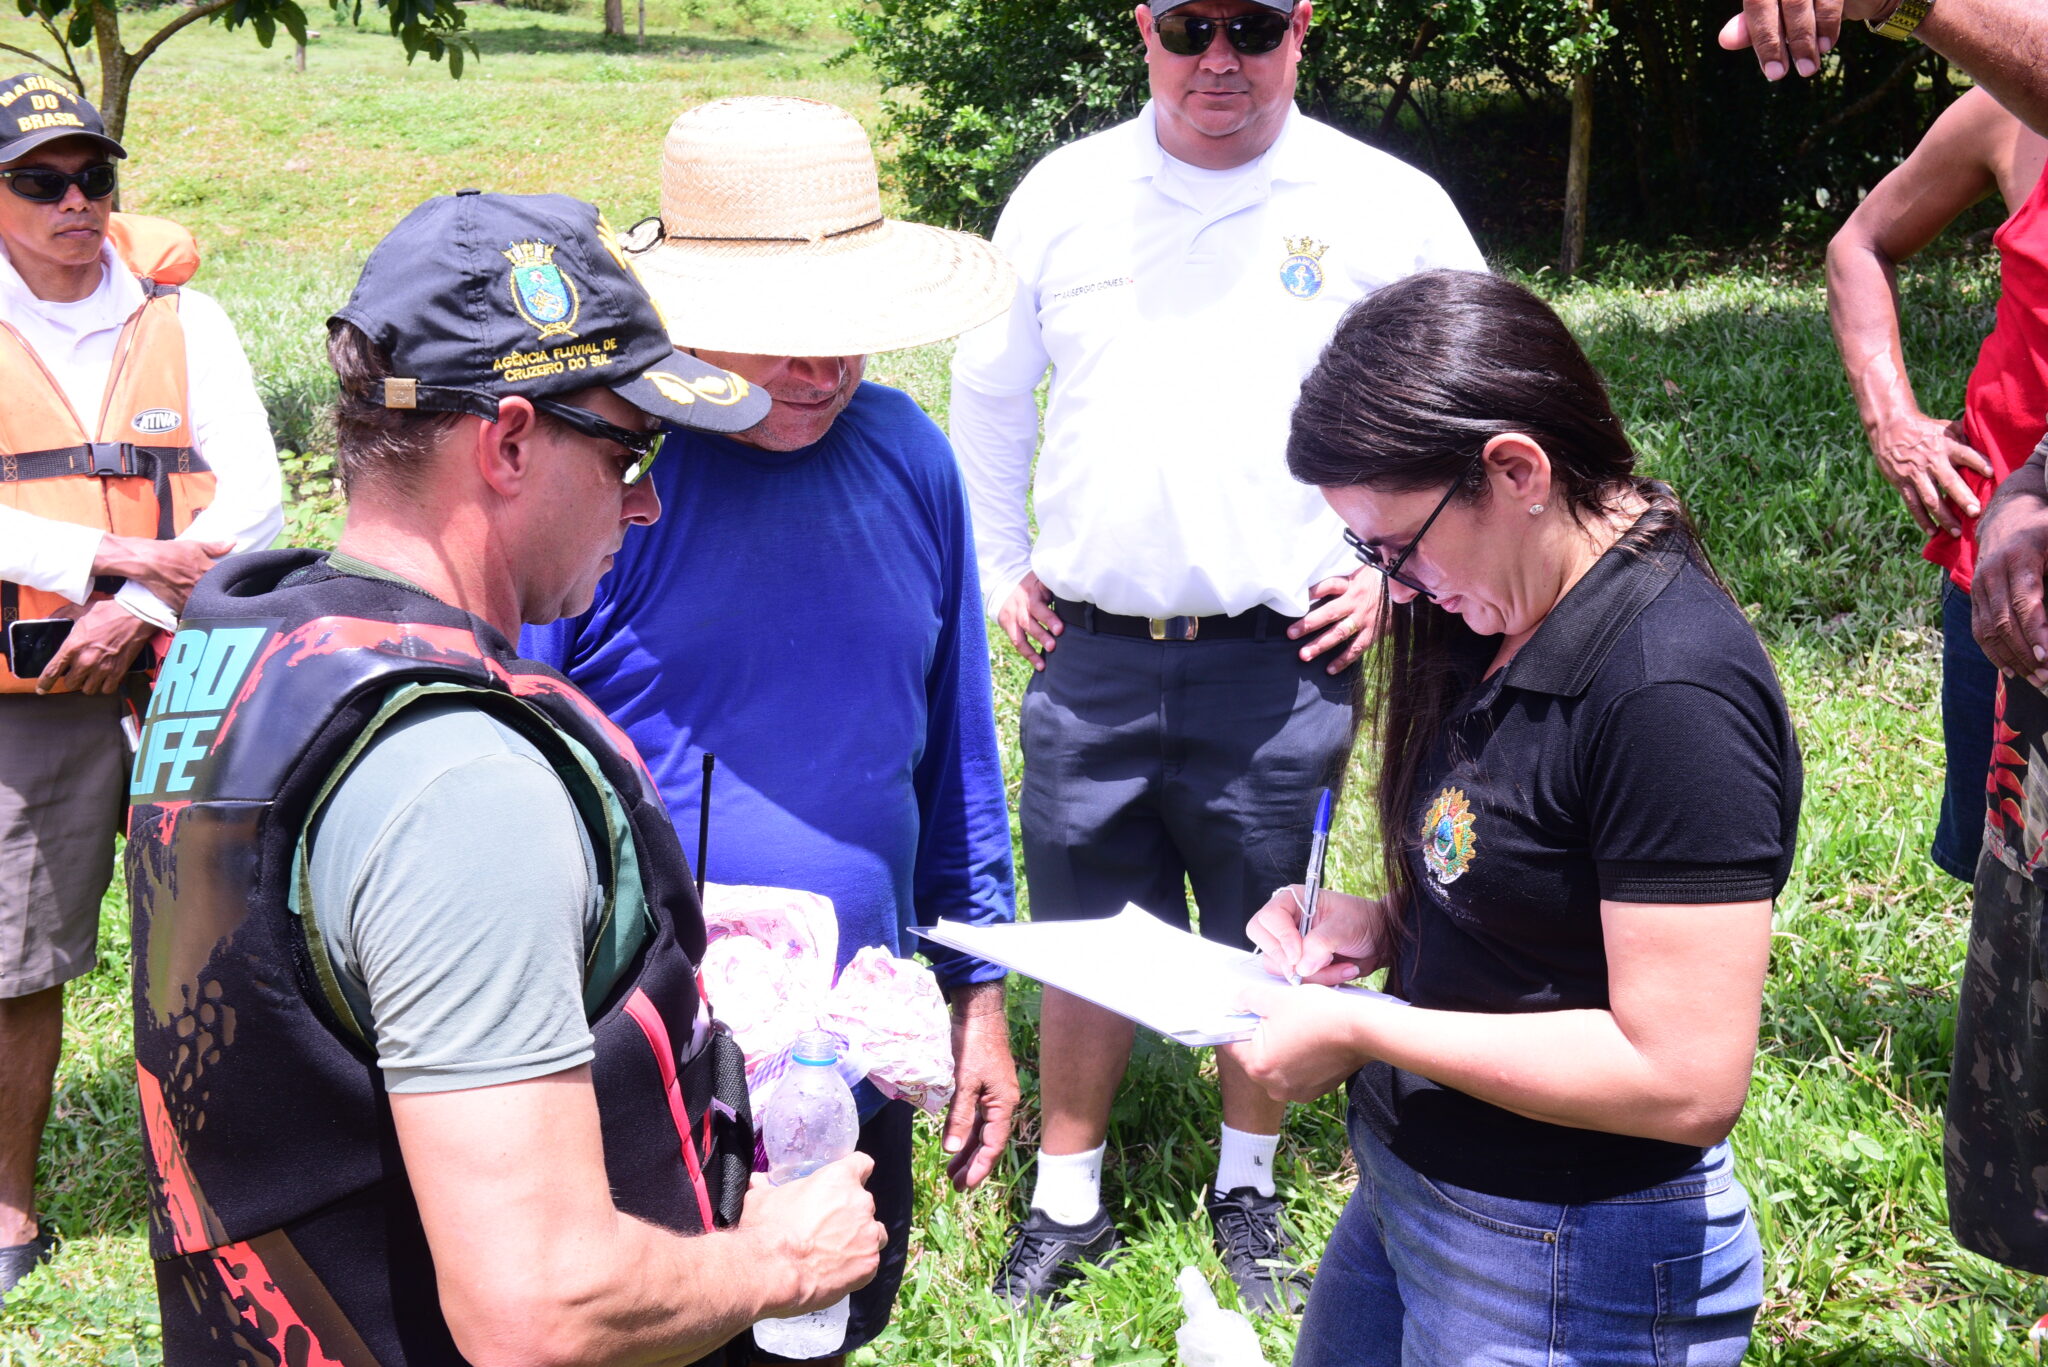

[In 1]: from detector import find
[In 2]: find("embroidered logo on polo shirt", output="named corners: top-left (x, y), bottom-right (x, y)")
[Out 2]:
top-left (1421, 786), bottom-right (1475, 884)
top-left (1279, 236), bottom-right (1326, 299)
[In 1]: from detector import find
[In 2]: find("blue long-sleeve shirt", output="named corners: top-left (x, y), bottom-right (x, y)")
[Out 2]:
top-left (522, 382), bottom-right (1013, 990)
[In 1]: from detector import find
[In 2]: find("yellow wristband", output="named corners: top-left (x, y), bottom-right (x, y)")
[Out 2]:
top-left (1868, 0), bottom-right (1930, 40)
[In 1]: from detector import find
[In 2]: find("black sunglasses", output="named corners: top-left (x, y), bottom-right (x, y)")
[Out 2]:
top-left (1154, 9), bottom-right (1292, 56)
top-left (534, 399), bottom-right (665, 486)
top-left (1344, 455), bottom-right (1484, 602)
top-left (0, 164), bottom-right (118, 204)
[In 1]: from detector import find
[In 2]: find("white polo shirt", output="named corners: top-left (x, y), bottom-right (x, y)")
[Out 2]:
top-left (0, 238), bottom-right (284, 629)
top-left (951, 103), bottom-right (1484, 620)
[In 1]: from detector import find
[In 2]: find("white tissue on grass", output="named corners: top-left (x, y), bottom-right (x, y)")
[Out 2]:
top-left (1174, 1266), bottom-right (1270, 1367)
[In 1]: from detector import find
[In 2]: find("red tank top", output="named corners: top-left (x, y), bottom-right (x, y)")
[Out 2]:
top-left (1937, 164), bottom-right (2048, 590)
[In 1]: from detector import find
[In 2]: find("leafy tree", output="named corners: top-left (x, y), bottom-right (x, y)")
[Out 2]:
top-left (3, 0), bottom-right (474, 143)
top-left (842, 0), bottom-right (1144, 233)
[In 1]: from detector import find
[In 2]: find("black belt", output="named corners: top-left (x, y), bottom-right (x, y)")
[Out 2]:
top-left (1050, 597), bottom-right (1299, 642)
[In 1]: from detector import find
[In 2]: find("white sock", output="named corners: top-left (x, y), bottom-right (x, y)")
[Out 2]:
top-left (1215, 1124), bottom-right (1280, 1198)
top-left (1030, 1144), bottom-right (1106, 1226)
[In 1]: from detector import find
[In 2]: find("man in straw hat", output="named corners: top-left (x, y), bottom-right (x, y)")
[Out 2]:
top-left (525, 98), bottom-right (1020, 1363)
top-left (950, 0), bottom-right (1482, 1314)
top-left (126, 189), bottom-right (886, 1365)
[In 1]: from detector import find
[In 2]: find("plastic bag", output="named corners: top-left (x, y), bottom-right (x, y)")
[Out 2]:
top-left (701, 883), bottom-right (955, 1118)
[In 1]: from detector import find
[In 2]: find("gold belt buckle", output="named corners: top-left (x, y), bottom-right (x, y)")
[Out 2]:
top-left (1148, 616), bottom-right (1198, 641)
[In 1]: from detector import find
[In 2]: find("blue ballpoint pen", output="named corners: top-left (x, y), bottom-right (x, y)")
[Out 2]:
top-left (1293, 789), bottom-right (1334, 987)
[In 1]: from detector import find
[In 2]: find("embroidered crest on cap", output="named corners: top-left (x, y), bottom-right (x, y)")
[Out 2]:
top-left (1421, 785), bottom-right (1475, 885)
top-left (1279, 236), bottom-right (1326, 300)
top-left (504, 240), bottom-right (580, 341)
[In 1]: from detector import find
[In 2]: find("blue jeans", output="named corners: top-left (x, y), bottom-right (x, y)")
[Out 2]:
top-left (1935, 579), bottom-right (1998, 883)
top-left (1294, 1121), bottom-right (1762, 1366)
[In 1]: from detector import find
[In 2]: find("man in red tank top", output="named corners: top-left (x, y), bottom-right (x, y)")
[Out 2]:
top-left (1827, 87), bottom-right (2048, 881)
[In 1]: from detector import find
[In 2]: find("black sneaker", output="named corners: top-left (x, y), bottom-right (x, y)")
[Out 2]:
top-left (0, 1224), bottom-right (57, 1310)
top-left (1206, 1187), bottom-right (1309, 1315)
top-left (993, 1207), bottom-right (1122, 1307)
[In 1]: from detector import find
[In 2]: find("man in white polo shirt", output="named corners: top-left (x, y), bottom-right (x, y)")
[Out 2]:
top-left (948, 0), bottom-right (1481, 1313)
top-left (0, 76), bottom-right (280, 1303)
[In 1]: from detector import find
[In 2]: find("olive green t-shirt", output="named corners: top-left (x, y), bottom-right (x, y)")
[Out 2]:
top-left (303, 696), bottom-right (606, 1094)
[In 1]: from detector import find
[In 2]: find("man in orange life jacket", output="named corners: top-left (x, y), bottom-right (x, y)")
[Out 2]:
top-left (126, 191), bottom-right (885, 1366)
top-left (0, 75), bottom-right (282, 1303)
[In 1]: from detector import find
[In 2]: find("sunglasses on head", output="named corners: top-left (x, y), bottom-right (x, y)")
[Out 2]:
top-left (534, 399), bottom-right (665, 486)
top-left (0, 163), bottom-right (118, 204)
top-left (1154, 8), bottom-right (1292, 56)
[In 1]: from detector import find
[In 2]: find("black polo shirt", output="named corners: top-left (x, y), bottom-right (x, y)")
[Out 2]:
top-left (1352, 529), bottom-right (1802, 1204)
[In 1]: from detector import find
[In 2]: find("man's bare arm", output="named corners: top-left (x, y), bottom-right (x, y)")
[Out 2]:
top-left (1826, 88), bottom-right (2009, 534)
top-left (391, 1067), bottom-right (884, 1367)
top-left (1722, 0), bottom-right (2048, 136)
top-left (1973, 441), bottom-right (2048, 684)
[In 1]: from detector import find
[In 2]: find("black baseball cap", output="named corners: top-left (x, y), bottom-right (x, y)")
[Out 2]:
top-left (331, 190), bottom-right (769, 435)
top-left (0, 74), bottom-right (125, 163)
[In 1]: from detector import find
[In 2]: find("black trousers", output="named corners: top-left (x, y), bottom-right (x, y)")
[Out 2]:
top-left (1018, 620), bottom-right (1358, 946)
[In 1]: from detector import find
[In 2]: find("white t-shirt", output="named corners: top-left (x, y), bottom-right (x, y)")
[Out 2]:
top-left (0, 239), bottom-right (284, 628)
top-left (950, 104), bottom-right (1486, 620)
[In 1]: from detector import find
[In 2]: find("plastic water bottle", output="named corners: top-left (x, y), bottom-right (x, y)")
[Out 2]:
top-left (1174, 1267), bottom-right (1270, 1367)
top-left (752, 1030), bottom-right (861, 1360)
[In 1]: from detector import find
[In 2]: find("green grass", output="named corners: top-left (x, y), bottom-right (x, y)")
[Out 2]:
top-left (2, 6), bottom-right (2043, 1363)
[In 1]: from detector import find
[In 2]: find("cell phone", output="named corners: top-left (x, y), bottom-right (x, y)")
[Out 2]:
top-left (7, 618), bottom-right (74, 680)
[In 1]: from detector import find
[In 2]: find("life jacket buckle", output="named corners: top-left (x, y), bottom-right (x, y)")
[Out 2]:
top-left (86, 442), bottom-right (138, 478)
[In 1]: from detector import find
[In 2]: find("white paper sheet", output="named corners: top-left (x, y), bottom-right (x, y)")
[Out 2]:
top-left (913, 905), bottom-right (1398, 1046)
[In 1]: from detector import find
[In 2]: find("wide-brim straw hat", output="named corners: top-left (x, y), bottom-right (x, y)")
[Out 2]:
top-left (626, 98), bottom-right (1015, 357)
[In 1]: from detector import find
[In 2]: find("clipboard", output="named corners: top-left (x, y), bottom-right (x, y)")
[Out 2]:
top-left (912, 905), bottom-right (1397, 1047)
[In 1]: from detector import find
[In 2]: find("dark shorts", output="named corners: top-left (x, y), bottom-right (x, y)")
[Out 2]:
top-left (1018, 620), bottom-right (1357, 949)
top-left (0, 691), bottom-right (126, 998)
top-left (741, 1099), bottom-right (913, 1362)
top-left (1934, 579), bottom-right (1996, 883)
top-left (1947, 849), bottom-right (2048, 1275)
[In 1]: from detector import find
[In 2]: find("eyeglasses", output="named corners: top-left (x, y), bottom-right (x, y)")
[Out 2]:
top-left (1344, 456), bottom-right (1484, 602)
top-left (534, 399), bottom-right (665, 485)
top-left (1154, 9), bottom-right (1292, 56)
top-left (0, 164), bottom-right (118, 204)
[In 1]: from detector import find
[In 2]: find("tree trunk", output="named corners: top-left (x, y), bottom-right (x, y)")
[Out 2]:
top-left (604, 0), bottom-right (625, 38)
top-left (637, 0), bottom-right (645, 42)
top-left (1561, 68), bottom-right (1592, 275)
top-left (1378, 20), bottom-right (1438, 139)
top-left (93, 3), bottom-right (134, 146)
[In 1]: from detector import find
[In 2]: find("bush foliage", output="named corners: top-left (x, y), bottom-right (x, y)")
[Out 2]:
top-left (849, 0), bottom-right (1970, 250)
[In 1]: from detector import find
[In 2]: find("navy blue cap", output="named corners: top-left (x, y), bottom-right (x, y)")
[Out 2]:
top-left (0, 74), bottom-right (125, 163)
top-left (331, 191), bottom-right (768, 434)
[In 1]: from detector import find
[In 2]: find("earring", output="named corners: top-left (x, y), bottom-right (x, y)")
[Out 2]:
top-left (1528, 503), bottom-right (1545, 516)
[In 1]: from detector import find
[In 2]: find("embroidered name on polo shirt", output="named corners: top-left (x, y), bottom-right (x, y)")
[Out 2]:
top-left (1048, 276), bottom-right (1135, 304)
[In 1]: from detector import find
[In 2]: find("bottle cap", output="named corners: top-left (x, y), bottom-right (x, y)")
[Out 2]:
top-left (790, 1029), bottom-right (839, 1066)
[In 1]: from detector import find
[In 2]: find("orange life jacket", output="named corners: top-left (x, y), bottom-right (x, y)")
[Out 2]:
top-left (0, 213), bottom-right (217, 692)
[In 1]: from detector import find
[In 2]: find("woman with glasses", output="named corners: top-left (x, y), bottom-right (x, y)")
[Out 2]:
top-left (1223, 269), bottom-right (1801, 1364)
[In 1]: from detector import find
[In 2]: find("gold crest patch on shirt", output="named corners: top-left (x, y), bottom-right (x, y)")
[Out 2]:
top-left (1422, 785), bottom-right (1476, 884)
